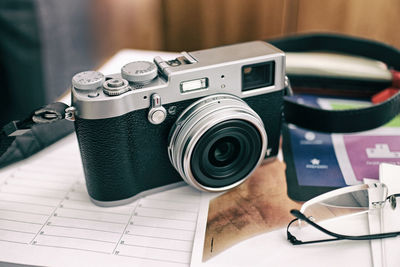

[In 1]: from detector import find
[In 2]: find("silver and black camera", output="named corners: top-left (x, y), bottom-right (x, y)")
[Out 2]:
top-left (71, 41), bottom-right (286, 206)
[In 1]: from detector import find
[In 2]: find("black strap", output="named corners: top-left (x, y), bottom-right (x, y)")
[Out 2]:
top-left (269, 33), bottom-right (400, 68)
top-left (269, 33), bottom-right (400, 133)
top-left (0, 102), bottom-right (74, 168)
top-left (283, 92), bottom-right (400, 132)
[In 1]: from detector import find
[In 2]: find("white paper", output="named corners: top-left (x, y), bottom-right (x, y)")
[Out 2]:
top-left (0, 135), bottom-right (201, 266)
top-left (364, 178), bottom-right (385, 267)
top-left (191, 188), bottom-right (375, 266)
top-left (380, 163), bottom-right (400, 194)
top-left (191, 216), bottom-right (372, 267)
top-left (379, 163), bottom-right (400, 267)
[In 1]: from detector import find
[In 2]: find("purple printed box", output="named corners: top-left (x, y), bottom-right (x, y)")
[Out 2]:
top-left (343, 135), bottom-right (400, 181)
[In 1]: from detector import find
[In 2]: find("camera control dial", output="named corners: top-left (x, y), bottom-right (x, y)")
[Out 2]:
top-left (102, 78), bottom-right (130, 96)
top-left (121, 61), bottom-right (158, 84)
top-left (148, 94), bottom-right (167, 124)
top-left (72, 71), bottom-right (105, 90)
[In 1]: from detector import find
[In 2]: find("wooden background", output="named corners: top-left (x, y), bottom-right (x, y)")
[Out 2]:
top-left (92, 0), bottom-right (400, 62)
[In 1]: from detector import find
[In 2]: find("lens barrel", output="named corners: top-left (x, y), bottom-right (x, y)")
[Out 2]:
top-left (168, 94), bottom-right (267, 191)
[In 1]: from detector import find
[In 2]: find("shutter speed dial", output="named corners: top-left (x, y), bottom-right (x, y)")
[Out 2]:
top-left (122, 61), bottom-right (158, 84)
top-left (148, 94), bottom-right (167, 124)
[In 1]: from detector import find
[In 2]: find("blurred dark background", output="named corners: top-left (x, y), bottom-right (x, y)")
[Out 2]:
top-left (1, 0), bottom-right (399, 127)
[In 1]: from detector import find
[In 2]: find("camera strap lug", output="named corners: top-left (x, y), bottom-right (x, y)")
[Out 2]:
top-left (284, 76), bottom-right (293, 96)
top-left (65, 106), bottom-right (77, 122)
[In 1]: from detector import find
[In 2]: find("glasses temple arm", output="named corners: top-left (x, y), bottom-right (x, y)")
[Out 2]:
top-left (290, 209), bottom-right (400, 242)
top-left (286, 218), bottom-right (345, 245)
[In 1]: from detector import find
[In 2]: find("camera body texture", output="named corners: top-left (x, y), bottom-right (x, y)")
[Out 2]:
top-left (71, 41), bottom-right (286, 206)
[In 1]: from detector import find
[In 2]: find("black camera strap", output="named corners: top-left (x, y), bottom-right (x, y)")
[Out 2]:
top-left (283, 89), bottom-right (400, 132)
top-left (270, 33), bottom-right (400, 133)
top-left (0, 102), bottom-right (74, 168)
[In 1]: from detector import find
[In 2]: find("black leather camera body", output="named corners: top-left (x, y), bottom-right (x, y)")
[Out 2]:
top-left (71, 41), bottom-right (286, 206)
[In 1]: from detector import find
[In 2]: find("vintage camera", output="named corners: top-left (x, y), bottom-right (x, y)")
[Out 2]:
top-left (70, 41), bottom-right (286, 206)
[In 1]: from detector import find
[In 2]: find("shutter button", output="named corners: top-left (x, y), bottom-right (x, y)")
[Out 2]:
top-left (102, 78), bottom-right (130, 96)
top-left (148, 94), bottom-right (167, 124)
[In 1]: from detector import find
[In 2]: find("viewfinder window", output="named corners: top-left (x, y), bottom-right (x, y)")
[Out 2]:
top-left (242, 61), bottom-right (275, 91)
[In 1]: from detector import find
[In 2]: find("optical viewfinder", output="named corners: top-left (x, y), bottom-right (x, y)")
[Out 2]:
top-left (242, 61), bottom-right (275, 91)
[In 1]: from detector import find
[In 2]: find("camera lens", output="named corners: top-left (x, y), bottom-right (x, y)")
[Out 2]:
top-left (210, 136), bottom-right (238, 166)
top-left (190, 120), bottom-right (263, 187)
top-left (168, 94), bottom-right (267, 192)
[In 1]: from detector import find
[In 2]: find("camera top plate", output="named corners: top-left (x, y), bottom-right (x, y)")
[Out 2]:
top-left (71, 41), bottom-right (285, 120)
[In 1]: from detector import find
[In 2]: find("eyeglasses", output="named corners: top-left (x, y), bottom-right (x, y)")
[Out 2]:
top-left (287, 183), bottom-right (400, 245)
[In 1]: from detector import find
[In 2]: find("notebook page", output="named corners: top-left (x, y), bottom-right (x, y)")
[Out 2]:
top-left (0, 134), bottom-right (200, 267)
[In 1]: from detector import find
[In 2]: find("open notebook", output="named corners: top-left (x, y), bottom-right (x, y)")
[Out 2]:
top-left (0, 134), bottom-right (201, 267)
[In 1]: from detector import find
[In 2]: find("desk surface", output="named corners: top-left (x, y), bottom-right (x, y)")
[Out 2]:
top-left (1, 49), bottom-right (399, 267)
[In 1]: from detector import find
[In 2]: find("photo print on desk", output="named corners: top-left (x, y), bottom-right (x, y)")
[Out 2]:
top-left (200, 160), bottom-right (301, 261)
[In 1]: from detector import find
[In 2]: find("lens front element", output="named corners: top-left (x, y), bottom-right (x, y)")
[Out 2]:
top-left (210, 136), bottom-right (239, 167)
top-left (191, 120), bottom-right (263, 187)
top-left (168, 94), bottom-right (267, 192)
